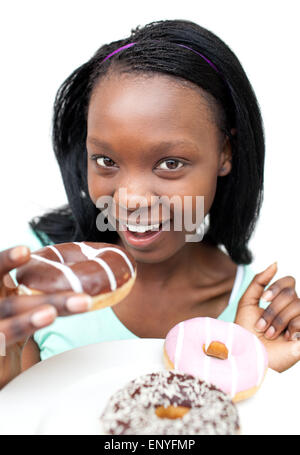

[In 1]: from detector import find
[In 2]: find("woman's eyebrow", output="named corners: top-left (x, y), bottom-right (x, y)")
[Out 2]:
top-left (86, 137), bottom-right (198, 154)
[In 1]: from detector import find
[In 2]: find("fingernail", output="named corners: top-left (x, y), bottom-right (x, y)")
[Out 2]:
top-left (31, 307), bottom-right (57, 328)
top-left (265, 325), bottom-right (275, 339)
top-left (263, 262), bottom-right (277, 274)
top-left (261, 290), bottom-right (273, 301)
top-left (285, 330), bottom-right (290, 340)
top-left (66, 295), bottom-right (92, 312)
top-left (255, 318), bottom-right (267, 331)
top-left (9, 246), bottom-right (29, 261)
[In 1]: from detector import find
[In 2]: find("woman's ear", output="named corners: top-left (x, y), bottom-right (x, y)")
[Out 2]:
top-left (218, 130), bottom-right (235, 176)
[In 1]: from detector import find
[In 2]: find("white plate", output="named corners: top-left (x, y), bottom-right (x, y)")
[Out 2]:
top-left (0, 338), bottom-right (298, 435)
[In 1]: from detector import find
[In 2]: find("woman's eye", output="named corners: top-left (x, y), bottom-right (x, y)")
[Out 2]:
top-left (95, 156), bottom-right (116, 168)
top-left (157, 159), bottom-right (184, 171)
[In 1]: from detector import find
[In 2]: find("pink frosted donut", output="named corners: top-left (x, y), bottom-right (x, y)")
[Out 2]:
top-left (164, 317), bottom-right (268, 402)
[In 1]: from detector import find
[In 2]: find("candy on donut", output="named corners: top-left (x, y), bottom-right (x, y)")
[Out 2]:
top-left (16, 242), bottom-right (136, 311)
top-left (100, 370), bottom-right (240, 435)
top-left (164, 317), bottom-right (268, 403)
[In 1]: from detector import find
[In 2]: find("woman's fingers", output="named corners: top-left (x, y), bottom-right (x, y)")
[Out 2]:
top-left (285, 315), bottom-right (300, 341)
top-left (255, 282), bottom-right (297, 335)
top-left (0, 292), bottom-right (93, 346)
top-left (0, 304), bottom-right (57, 346)
top-left (258, 298), bottom-right (300, 340)
top-left (3, 273), bottom-right (16, 289)
top-left (260, 275), bottom-right (296, 303)
top-left (0, 246), bottom-right (30, 280)
top-left (0, 292), bottom-right (92, 319)
top-left (237, 262), bottom-right (278, 309)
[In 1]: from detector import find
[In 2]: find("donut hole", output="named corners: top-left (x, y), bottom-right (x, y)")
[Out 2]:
top-left (155, 405), bottom-right (190, 420)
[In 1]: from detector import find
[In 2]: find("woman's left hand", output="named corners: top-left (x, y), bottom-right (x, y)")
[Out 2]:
top-left (235, 263), bottom-right (300, 372)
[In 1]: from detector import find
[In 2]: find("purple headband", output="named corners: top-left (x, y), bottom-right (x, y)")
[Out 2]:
top-left (101, 42), bottom-right (219, 73)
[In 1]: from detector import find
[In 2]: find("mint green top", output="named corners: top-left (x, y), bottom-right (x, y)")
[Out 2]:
top-left (6, 225), bottom-right (264, 361)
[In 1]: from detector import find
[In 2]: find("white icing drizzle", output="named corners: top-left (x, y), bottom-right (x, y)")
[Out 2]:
top-left (174, 321), bottom-right (185, 369)
top-left (229, 356), bottom-right (238, 399)
top-left (73, 242), bottom-right (134, 276)
top-left (226, 322), bottom-right (234, 356)
top-left (47, 245), bottom-right (65, 263)
top-left (73, 242), bottom-right (101, 260)
top-left (204, 317), bottom-right (211, 352)
top-left (203, 317), bottom-right (211, 383)
top-left (92, 257), bottom-right (117, 291)
top-left (98, 247), bottom-right (135, 276)
top-left (31, 254), bottom-right (83, 293)
top-left (226, 322), bottom-right (238, 399)
top-left (253, 334), bottom-right (265, 386)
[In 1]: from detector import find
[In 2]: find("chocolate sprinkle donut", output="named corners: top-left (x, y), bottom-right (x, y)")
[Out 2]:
top-left (100, 370), bottom-right (240, 435)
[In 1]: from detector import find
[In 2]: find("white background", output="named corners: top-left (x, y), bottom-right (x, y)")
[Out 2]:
top-left (0, 0), bottom-right (299, 285)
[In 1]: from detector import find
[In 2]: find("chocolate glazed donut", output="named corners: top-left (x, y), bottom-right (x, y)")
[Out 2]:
top-left (16, 242), bottom-right (137, 311)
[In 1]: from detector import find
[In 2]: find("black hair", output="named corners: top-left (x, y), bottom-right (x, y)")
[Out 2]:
top-left (30, 19), bottom-right (265, 264)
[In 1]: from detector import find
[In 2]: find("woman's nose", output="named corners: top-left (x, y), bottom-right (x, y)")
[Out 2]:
top-left (114, 187), bottom-right (153, 210)
top-left (113, 180), bottom-right (156, 220)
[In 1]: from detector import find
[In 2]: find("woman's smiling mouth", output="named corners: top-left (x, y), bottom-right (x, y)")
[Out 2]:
top-left (121, 222), bottom-right (164, 247)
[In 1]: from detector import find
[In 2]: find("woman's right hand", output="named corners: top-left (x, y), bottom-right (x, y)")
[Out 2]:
top-left (0, 245), bottom-right (92, 389)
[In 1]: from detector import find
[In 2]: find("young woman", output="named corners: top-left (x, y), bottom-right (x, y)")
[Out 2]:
top-left (1, 19), bottom-right (299, 388)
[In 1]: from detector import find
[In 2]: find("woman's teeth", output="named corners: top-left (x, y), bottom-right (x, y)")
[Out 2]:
top-left (126, 223), bottom-right (160, 233)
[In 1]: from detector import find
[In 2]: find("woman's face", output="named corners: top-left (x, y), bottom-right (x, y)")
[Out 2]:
top-left (86, 73), bottom-right (232, 264)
